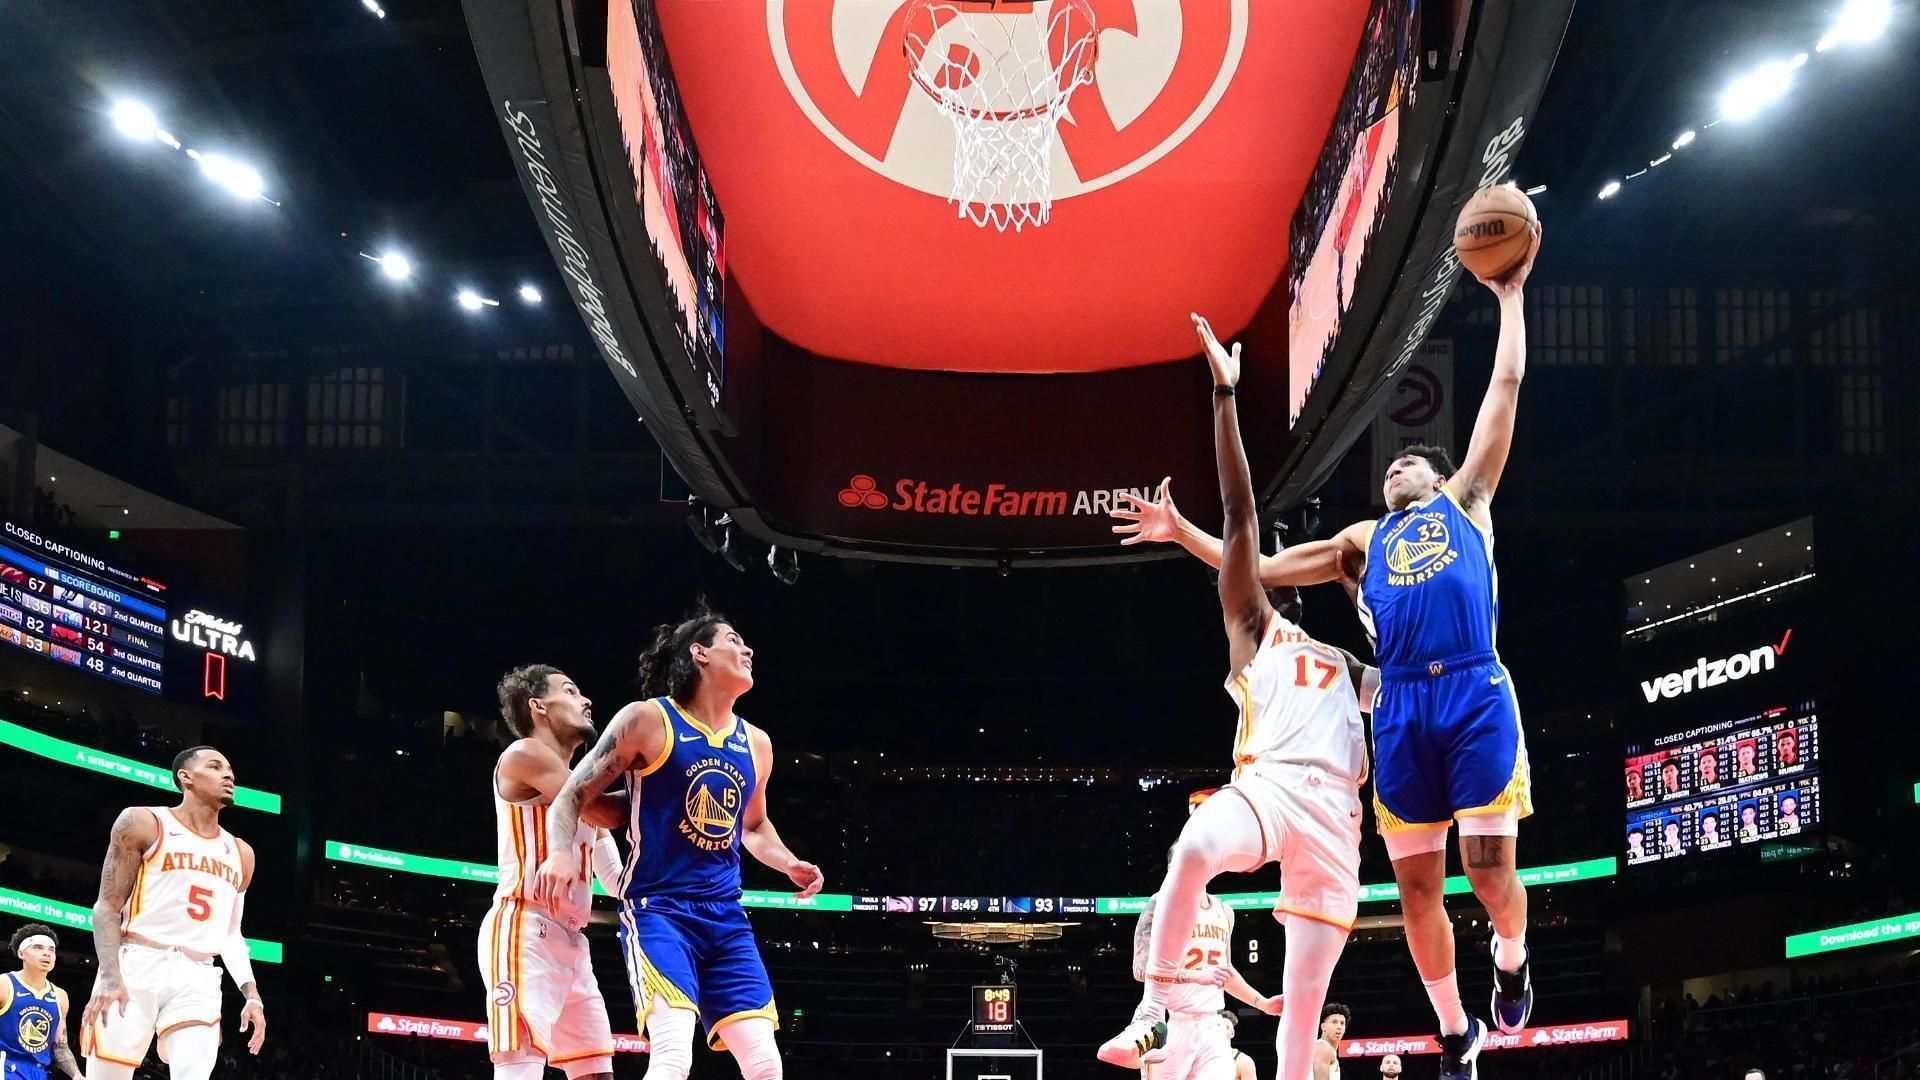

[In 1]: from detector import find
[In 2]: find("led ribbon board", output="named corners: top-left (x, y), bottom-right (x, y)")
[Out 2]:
top-left (0, 886), bottom-right (282, 962)
top-left (0, 718), bottom-right (282, 813)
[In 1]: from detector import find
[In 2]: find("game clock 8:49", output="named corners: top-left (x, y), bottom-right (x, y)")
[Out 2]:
top-left (972, 985), bottom-right (1017, 1031)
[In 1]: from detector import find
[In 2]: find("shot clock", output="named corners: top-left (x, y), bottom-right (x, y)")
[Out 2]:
top-left (972, 985), bottom-right (1017, 1034)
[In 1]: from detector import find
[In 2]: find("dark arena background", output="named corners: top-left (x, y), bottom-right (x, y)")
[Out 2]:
top-left (2, 0), bottom-right (1919, 1077)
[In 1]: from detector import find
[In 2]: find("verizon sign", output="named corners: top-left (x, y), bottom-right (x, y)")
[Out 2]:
top-left (1639, 629), bottom-right (1792, 704)
top-left (1340, 1020), bottom-right (1630, 1057)
top-left (366, 1012), bottom-right (648, 1053)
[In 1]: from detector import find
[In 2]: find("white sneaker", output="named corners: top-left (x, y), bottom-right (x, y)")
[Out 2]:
top-left (1096, 1017), bottom-right (1169, 1069)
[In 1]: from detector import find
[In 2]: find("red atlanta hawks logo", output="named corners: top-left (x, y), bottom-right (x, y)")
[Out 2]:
top-left (492, 981), bottom-right (517, 1007)
top-left (766, 0), bottom-right (1248, 199)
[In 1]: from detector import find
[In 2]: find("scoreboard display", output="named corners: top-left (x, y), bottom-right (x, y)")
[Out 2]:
top-left (852, 896), bottom-right (1097, 915)
top-left (0, 525), bottom-right (167, 696)
top-left (972, 985), bottom-right (1017, 1034)
top-left (1624, 704), bottom-right (1821, 864)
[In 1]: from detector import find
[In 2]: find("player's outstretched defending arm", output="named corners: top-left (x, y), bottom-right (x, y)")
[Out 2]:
top-left (533, 699), bottom-right (665, 910)
top-left (1194, 313), bottom-right (1272, 675)
top-left (741, 726), bottom-right (825, 899)
top-left (1445, 224), bottom-right (1540, 519)
top-left (1113, 482), bottom-right (1370, 590)
top-left (82, 807), bottom-right (156, 1033)
top-left (498, 740), bottom-right (629, 830)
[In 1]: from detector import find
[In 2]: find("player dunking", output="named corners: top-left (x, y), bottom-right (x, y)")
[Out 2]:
top-left (1101, 315), bottom-right (1376, 1079)
top-left (3, 924), bottom-right (81, 1079)
top-left (1113, 229), bottom-right (1544, 1080)
top-left (81, 746), bottom-right (266, 1080)
top-left (534, 611), bottom-right (823, 1080)
top-left (1130, 878), bottom-right (1283, 1080)
top-left (481, 665), bottom-right (632, 1080)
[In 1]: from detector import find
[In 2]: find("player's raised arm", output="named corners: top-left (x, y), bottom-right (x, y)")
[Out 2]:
top-left (1113, 483), bottom-right (1368, 590)
top-left (1194, 313), bottom-right (1271, 673)
top-left (1447, 224), bottom-right (1541, 516)
top-left (534, 699), bottom-right (662, 908)
top-left (498, 739), bottom-right (627, 830)
top-left (741, 726), bottom-right (824, 899)
top-left (82, 806), bottom-right (156, 1031)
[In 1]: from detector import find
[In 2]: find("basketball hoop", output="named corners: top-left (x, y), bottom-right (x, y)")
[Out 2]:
top-left (903, 0), bottom-right (1099, 232)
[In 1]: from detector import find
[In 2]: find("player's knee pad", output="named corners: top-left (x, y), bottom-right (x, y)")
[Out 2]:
top-left (720, 1017), bottom-right (782, 1080)
top-left (158, 1023), bottom-right (220, 1080)
top-left (84, 1060), bottom-right (137, 1080)
top-left (644, 1004), bottom-right (697, 1080)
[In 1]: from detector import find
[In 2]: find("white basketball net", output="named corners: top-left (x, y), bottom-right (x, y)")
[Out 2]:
top-left (903, 0), bottom-right (1099, 232)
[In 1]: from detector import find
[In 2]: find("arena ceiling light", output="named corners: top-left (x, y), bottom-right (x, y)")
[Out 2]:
top-left (517, 284), bottom-right (543, 305)
top-left (363, 249), bottom-right (413, 282)
top-left (192, 151), bottom-right (267, 201)
top-left (1818, 0), bottom-right (1891, 51)
top-left (1672, 129), bottom-right (1697, 150)
top-left (455, 288), bottom-right (499, 311)
top-left (1597, 180), bottom-right (1622, 200)
top-left (109, 99), bottom-right (160, 142)
top-left (1719, 55), bottom-right (1806, 123)
top-left (361, 0), bottom-right (388, 17)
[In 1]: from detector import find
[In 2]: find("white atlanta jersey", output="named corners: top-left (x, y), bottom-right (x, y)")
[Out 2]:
top-left (1135, 894), bottom-right (1235, 1015)
top-left (1225, 612), bottom-right (1369, 783)
top-left (122, 807), bottom-right (245, 956)
top-left (491, 761), bottom-right (597, 928)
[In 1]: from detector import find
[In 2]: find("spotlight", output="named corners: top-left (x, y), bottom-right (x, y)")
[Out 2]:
top-left (768, 546), bottom-right (801, 585)
top-left (110, 100), bottom-right (159, 142)
top-left (1819, 0), bottom-right (1890, 51)
top-left (518, 284), bottom-right (543, 305)
top-left (361, 0), bottom-right (388, 16)
top-left (1720, 57), bottom-right (1802, 123)
top-left (373, 251), bottom-right (412, 281)
top-left (718, 524), bottom-right (749, 573)
top-left (1598, 180), bottom-right (1622, 200)
top-left (1522, 184), bottom-right (1547, 196)
top-left (456, 289), bottom-right (499, 312)
top-left (197, 153), bottom-right (265, 200)
top-left (686, 502), bottom-right (724, 553)
top-left (1672, 130), bottom-right (1697, 150)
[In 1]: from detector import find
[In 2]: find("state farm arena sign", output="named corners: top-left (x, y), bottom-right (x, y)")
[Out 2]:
top-left (1340, 1020), bottom-right (1630, 1057)
top-left (366, 1012), bottom-right (648, 1054)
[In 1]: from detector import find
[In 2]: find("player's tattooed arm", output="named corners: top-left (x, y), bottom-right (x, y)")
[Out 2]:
top-left (1130, 898), bottom-right (1155, 982)
top-left (51, 987), bottom-right (81, 1078)
top-left (499, 740), bottom-right (627, 829)
top-left (83, 807), bottom-right (156, 1030)
top-left (542, 700), bottom-right (659, 862)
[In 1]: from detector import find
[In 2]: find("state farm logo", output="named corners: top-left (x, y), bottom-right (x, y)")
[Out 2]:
top-left (835, 475), bottom-right (1155, 519)
top-left (1639, 629), bottom-right (1793, 704)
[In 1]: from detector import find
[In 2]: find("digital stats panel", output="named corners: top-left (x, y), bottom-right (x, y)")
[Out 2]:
top-left (0, 522), bottom-right (168, 695)
top-left (1621, 539), bottom-right (1820, 867)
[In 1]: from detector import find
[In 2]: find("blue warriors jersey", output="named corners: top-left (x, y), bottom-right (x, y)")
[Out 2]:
top-left (620, 697), bottom-right (758, 903)
top-left (1358, 488), bottom-right (1500, 672)
top-left (0, 972), bottom-right (59, 1076)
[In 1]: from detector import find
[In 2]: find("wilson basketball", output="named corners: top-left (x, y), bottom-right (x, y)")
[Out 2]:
top-left (1454, 184), bottom-right (1538, 281)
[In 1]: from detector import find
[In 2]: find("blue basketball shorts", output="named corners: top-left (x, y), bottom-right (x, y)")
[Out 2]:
top-left (618, 896), bottom-right (776, 1051)
top-left (1371, 651), bottom-right (1533, 840)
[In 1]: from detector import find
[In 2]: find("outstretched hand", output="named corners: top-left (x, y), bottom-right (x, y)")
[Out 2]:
top-left (1111, 477), bottom-right (1181, 546)
top-left (1192, 313), bottom-right (1242, 387)
top-left (1477, 222), bottom-right (1542, 297)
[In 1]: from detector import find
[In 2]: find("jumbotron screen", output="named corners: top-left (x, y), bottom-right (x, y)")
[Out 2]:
top-left (0, 521), bottom-right (167, 695)
top-left (1624, 703), bottom-right (1821, 865)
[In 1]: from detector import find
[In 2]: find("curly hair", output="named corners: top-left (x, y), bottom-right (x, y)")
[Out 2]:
top-left (635, 607), bottom-right (731, 701)
top-left (9, 923), bottom-right (56, 954)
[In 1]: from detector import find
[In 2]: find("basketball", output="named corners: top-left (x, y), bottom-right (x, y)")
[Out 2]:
top-left (1453, 184), bottom-right (1538, 281)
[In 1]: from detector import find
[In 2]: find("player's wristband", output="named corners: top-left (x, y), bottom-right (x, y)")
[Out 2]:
top-left (1213, 385), bottom-right (1236, 397)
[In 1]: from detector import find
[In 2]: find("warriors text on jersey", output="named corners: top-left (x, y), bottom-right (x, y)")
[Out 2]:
top-left (620, 698), bottom-right (758, 902)
top-left (1358, 488), bottom-right (1499, 671)
top-left (1225, 612), bottom-right (1368, 783)
top-left (123, 807), bottom-right (244, 955)
top-left (491, 755), bottom-right (598, 928)
top-left (0, 973), bottom-right (59, 1072)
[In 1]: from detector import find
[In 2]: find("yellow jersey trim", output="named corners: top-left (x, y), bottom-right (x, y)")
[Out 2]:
top-left (665, 698), bottom-right (737, 748)
top-left (635, 701), bottom-right (675, 778)
top-left (707, 1002), bottom-right (780, 1051)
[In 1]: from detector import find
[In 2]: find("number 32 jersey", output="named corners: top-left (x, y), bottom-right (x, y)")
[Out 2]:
top-left (123, 807), bottom-right (245, 954)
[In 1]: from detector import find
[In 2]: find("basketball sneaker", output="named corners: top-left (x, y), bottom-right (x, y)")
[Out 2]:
top-left (1490, 938), bottom-right (1534, 1033)
top-left (1436, 1016), bottom-right (1485, 1080)
top-left (1096, 1016), bottom-right (1169, 1069)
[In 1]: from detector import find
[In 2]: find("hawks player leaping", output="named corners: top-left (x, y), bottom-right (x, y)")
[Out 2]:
top-left (1113, 228), bottom-right (1543, 1080)
top-left (1100, 314), bottom-right (1376, 1080)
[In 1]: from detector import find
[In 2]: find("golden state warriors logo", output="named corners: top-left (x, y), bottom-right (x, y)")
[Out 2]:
top-left (680, 759), bottom-right (747, 852)
top-left (16, 1004), bottom-right (52, 1054)
top-left (1383, 513), bottom-right (1459, 587)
